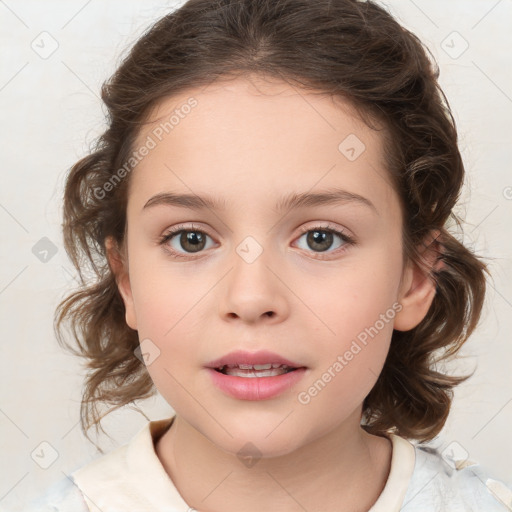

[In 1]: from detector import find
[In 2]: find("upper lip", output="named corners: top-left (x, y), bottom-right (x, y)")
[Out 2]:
top-left (205, 350), bottom-right (306, 369)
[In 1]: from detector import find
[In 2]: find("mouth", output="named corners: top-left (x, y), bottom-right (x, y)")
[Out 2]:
top-left (205, 349), bottom-right (306, 378)
top-left (214, 363), bottom-right (299, 378)
top-left (206, 361), bottom-right (308, 401)
top-left (206, 350), bottom-right (309, 400)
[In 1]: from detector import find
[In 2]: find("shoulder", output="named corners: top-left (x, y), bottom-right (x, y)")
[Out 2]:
top-left (21, 477), bottom-right (89, 512)
top-left (402, 441), bottom-right (512, 511)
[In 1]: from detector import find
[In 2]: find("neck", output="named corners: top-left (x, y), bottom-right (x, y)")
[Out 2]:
top-left (155, 410), bottom-right (392, 512)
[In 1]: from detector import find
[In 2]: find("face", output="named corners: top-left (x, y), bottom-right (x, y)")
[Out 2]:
top-left (110, 75), bottom-right (431, 457)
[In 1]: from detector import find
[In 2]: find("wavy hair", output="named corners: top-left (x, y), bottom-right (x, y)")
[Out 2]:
top-left (54, 0), bottom-right (487, 450)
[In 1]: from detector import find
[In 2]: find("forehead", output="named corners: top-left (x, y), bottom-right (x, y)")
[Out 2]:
top-left (128, 75), bottom-right (397, 216)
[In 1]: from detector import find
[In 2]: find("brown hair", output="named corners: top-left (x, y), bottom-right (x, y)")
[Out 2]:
top-left (54, 0), bottom-right (487, 449)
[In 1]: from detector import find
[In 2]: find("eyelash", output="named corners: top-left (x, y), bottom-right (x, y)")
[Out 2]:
top-left (158, 222), bottom-right (356, 260)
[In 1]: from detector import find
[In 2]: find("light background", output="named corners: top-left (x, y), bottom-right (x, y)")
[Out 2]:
top-left (1, 0), bottom-right (511, 509)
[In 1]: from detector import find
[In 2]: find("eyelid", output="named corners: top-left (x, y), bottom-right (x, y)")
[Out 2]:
top-left (160, 221), bottom-right (353, 237)
top-left (295, 221), bottom-right (353, 239)
top-left (158, 223), bottom-right (217, 260)
top-left (159, 221), bottom-right (356, 259)
top-left (159, 222), bottom-right (214, 244)
top-left (293, 222), bottom-right (356, 257)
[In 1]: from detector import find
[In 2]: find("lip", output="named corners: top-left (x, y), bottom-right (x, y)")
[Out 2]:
top-left (204, 349), bottom-right (308, 401)
top-left (205, 349), bottom-right (305, 370)
top-left (206, 367), bottom-right (308, 400)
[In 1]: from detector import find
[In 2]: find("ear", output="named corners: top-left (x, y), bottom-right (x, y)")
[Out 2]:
top-left (105, 236), bottom-right (137, 330)
top-left (394, 230), bottom-right (443, 332)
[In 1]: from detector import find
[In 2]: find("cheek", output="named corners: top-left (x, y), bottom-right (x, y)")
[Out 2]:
top-left (130, 267), bottom-right (201, 408)
top-left (295, 297), bottom-right (395, 426)
top-left (126, 252), bottom-right (206, 394)
top-left (292, 244), bottom-right (402, 405)
top-left (129, 252), bottom-right (203, 338)
top-left (299, 242), bottom-right (403, 346)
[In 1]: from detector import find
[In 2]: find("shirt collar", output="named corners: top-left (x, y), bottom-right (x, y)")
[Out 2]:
top-left (72, 415), bottom-right (415, 512)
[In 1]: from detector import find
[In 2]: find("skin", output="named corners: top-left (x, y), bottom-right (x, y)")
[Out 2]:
top-left (106, 74), bottom-right (438, 512)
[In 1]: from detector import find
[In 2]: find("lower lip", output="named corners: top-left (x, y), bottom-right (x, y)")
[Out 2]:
top-left (206, 367), bottom-right (307, 400)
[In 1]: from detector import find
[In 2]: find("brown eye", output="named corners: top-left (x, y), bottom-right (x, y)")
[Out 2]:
top-left (304, 230), bottom-right (335, 252)
top-left (159, 224), bottom-right (215, 258)
top-left (175, 231), bottom-right (208, 253)
top-left (294, 224), bottom-right (355, 257)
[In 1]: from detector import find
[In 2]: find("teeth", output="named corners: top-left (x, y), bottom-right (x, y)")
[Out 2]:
top-left (253, 364), bottom-right (272, 370)
top-left (223, 367), bottom-right (292, 378)
top-left (215, 363), bottom-right (297, 377)
top-left (219, 363), bottom-right (292, 371)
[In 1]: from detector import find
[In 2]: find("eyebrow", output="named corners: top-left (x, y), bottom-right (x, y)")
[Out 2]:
top-left (142, 188), bottom-right (378, 215)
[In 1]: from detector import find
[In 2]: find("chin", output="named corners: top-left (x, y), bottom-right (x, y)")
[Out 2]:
top-left (201, 419), bottom-right (311, 462)
top-left (221, 434), bottom-right (303, 461)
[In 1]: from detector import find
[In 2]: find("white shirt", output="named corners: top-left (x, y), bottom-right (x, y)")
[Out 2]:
top-left (21, 415), bottom-right (512, 511)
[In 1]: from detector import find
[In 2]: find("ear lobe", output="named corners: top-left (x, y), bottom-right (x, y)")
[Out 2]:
top-left (105, 236), bottom-right (137, 330)
top-left (394, 230), bottom-right (442, 332)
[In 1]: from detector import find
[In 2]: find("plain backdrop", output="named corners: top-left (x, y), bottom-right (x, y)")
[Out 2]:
top-left (1, 0), bottom-right (511, 509)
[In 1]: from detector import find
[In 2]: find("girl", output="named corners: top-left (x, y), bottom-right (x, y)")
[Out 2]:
top-left (24, 0), bottom-right (512, 510)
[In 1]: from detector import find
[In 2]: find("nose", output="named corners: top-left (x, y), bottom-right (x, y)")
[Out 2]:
top-left (218, 243), bottom-right (290, 325)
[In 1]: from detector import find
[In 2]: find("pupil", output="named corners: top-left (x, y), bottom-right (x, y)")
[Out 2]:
top-left (181, 231), bottom-right (205, 253)
top-left (307, 230), bottom-right (333, 252)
